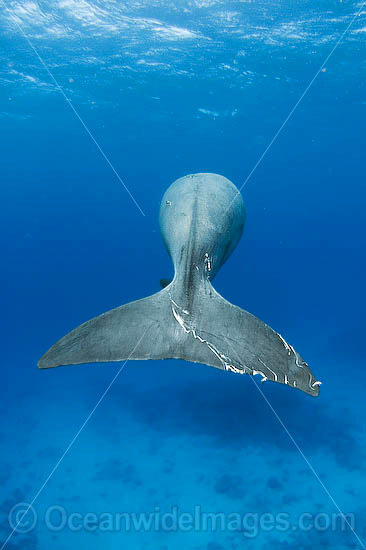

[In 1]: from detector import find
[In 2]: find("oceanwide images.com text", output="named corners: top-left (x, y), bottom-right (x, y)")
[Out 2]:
top-left (8, 503), bottom-right (355, 539)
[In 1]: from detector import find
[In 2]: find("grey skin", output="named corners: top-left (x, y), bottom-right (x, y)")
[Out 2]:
top-left (38, 173), bottom-right (321, 397)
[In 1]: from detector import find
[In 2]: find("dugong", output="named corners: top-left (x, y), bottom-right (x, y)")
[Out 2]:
top-left (38, 173), bottom-right (321, 396)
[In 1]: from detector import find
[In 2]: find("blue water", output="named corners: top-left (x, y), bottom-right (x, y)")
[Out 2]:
top-left (1, 1), bottom-right (366, 549)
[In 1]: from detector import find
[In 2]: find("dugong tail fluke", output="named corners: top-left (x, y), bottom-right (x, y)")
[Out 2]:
top-left (38, 173), bottom-right (321, 397)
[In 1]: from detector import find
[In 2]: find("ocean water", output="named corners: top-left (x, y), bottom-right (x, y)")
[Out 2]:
top-left (1, 1), bottom-right (366, 549)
